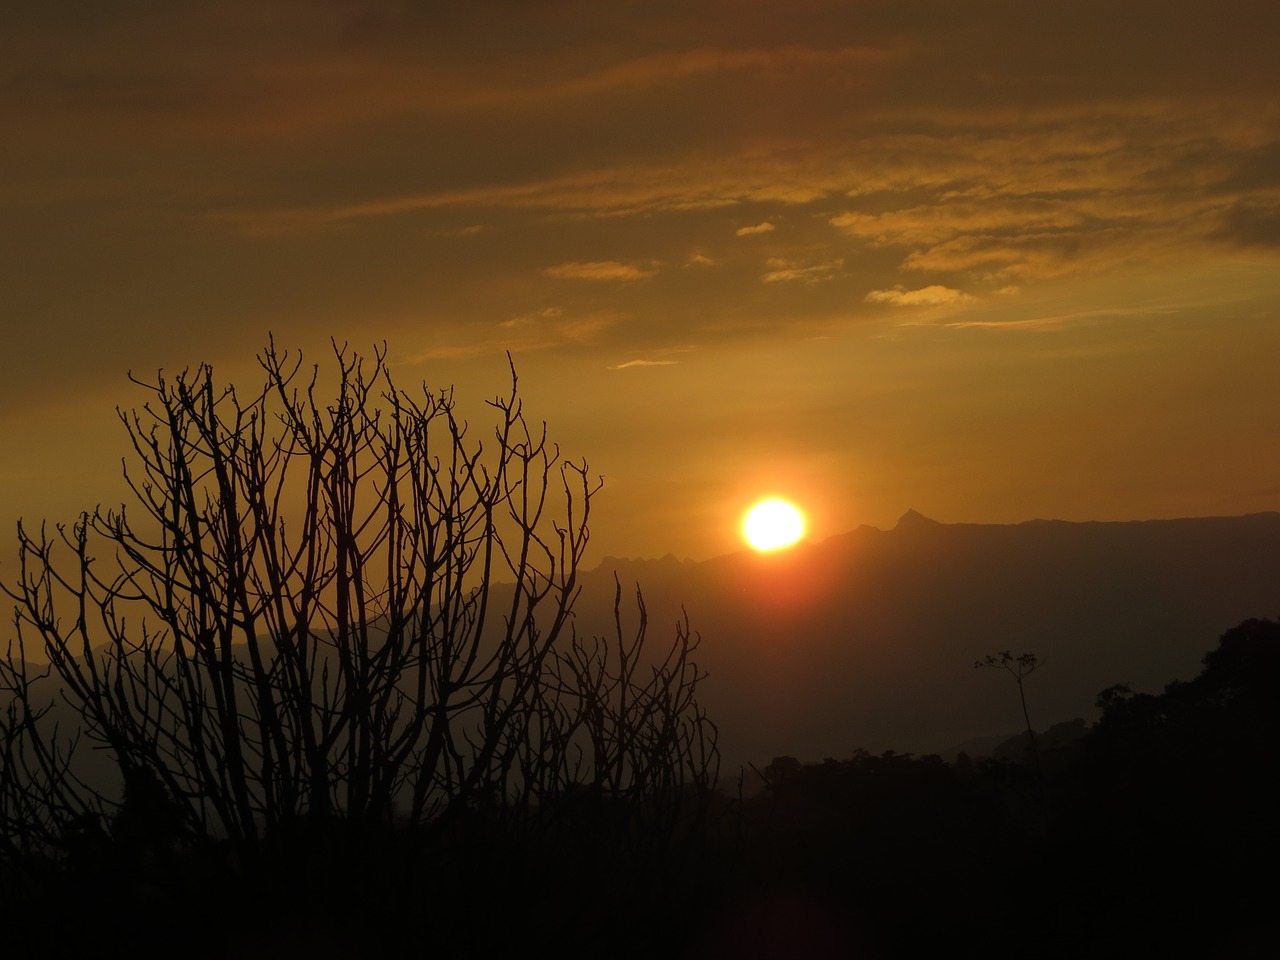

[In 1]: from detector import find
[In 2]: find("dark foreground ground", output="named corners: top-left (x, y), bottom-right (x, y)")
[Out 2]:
top-left (5, 620), bottom-right (1278, 958)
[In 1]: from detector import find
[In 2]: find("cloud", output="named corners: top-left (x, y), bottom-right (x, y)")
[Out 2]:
top-left (608, 345), bottom-right (695, 369)
top-left (218, 161), bottom-right (831, 233)
top-left (409, 310), bottom-right (617, 362)
top-left (448, 44), bottom-right (898, 112)
top-left (818, 113), bottom-right (1280, 281)
top-left (865, 284), bottom-right (973, 306)
top-left (610, 358), bottom-right (680, 370)
top-left (948, 304), bottom-right (1179, 330)
top-left (944, 317), bottom-right (1066, 331)
top-left (500, 306), bottom-right (563, 329)
top-left (544, 261), bottom-right (656, 281)
top-left (206, 99), bottom-right (1278, 258)
top-left (6, 0), bottom-right (1280, 401)
top-left (762, 258), bottom-right (842, 283)
top-left (1215, 200), bottom-right (1280, 248)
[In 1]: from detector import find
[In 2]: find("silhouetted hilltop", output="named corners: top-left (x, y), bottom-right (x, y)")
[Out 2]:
top-left (577, 511), bottom-right (1280, 766)
top-left (892, 507), bottom-right (939, 530)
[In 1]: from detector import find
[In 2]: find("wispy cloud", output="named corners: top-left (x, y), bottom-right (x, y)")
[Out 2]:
top-left (408, 310), bottom-right (616, 362)
top-left (865, 284), bottom-right (972, 307)
top-left (946, 303), bottom-right (1180, 330)
top-left (944, 317), bottom-right (1066, 331)
top-left (545, 261), bottom-right (657, 281)
top-left (762, 258), bottom-right (842, 283)
top-left (736, 222), bottom-right (776, 236)
top-left (500, 306), bottom-right (563, 329)
top-left (610, 358), bottom-right (680, 370)
top-left (460, 44), bottom-right (899, 112)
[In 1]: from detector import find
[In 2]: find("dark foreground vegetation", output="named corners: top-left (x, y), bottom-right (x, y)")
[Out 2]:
top-left (4, 618), bottom-right (1276, 959)
top-left (1, 343), bottom-right (1275, 956)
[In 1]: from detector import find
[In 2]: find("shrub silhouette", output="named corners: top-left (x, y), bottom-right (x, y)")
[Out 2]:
top-left (1036, 618), bottom-right (1280, 957)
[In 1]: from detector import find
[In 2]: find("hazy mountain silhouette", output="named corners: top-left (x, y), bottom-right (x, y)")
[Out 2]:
top-left (12, 510), bottom-right (1279, 786)
top-left (574, 510), bottom-right (1280, 767)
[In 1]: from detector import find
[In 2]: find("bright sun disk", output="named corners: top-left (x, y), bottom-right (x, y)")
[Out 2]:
top-left (743, 498), bottom-right (806, 552)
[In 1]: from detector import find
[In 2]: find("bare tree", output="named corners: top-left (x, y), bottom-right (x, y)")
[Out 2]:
top-left (976, 650), bottom-right (1044, 771)
top-left (0, 339), bottom-right (717, 891)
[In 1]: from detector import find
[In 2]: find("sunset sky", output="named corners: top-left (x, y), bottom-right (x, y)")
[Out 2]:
top-left (3, 1), bottom-right (1279, 563)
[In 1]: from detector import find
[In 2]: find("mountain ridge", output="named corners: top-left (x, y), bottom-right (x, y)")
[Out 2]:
top-left (574, 510), bottom-right (1280, 768)
top-left (589, 509), bottom-right (1280, 569)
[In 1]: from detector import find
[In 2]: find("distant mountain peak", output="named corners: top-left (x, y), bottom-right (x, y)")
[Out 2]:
top-left (895, 508), bottom-right (940, 530)
top-left (590, 552), bottom-right (693, 574)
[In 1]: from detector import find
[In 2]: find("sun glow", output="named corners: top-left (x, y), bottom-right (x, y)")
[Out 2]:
top-left (743, 498), bottom-right (806, 552)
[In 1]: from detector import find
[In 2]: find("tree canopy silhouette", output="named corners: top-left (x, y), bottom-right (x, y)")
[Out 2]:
top-left (0, 340), bottom-right (717, 901)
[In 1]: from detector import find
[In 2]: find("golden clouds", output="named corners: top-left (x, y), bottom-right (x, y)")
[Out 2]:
top-left (823, 110), bottom-right (1280, 282)
top-left (545, 261), bottom-right (657, 281)
top-left (610, 358), bottom-right (679, 370)
top-left (499, 306), bottom-right (563, 329)
top-left (865, 285), bottom-right (972, 308)
top-left (762, 258), bottom-right (843, 283)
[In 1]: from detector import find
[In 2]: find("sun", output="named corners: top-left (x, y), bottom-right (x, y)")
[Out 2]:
top-left (743, 498), bottom-right (806, 552)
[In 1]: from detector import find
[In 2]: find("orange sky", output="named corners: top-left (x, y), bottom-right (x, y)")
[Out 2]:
top-left (2, 1), bottom-right (1279, 562)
